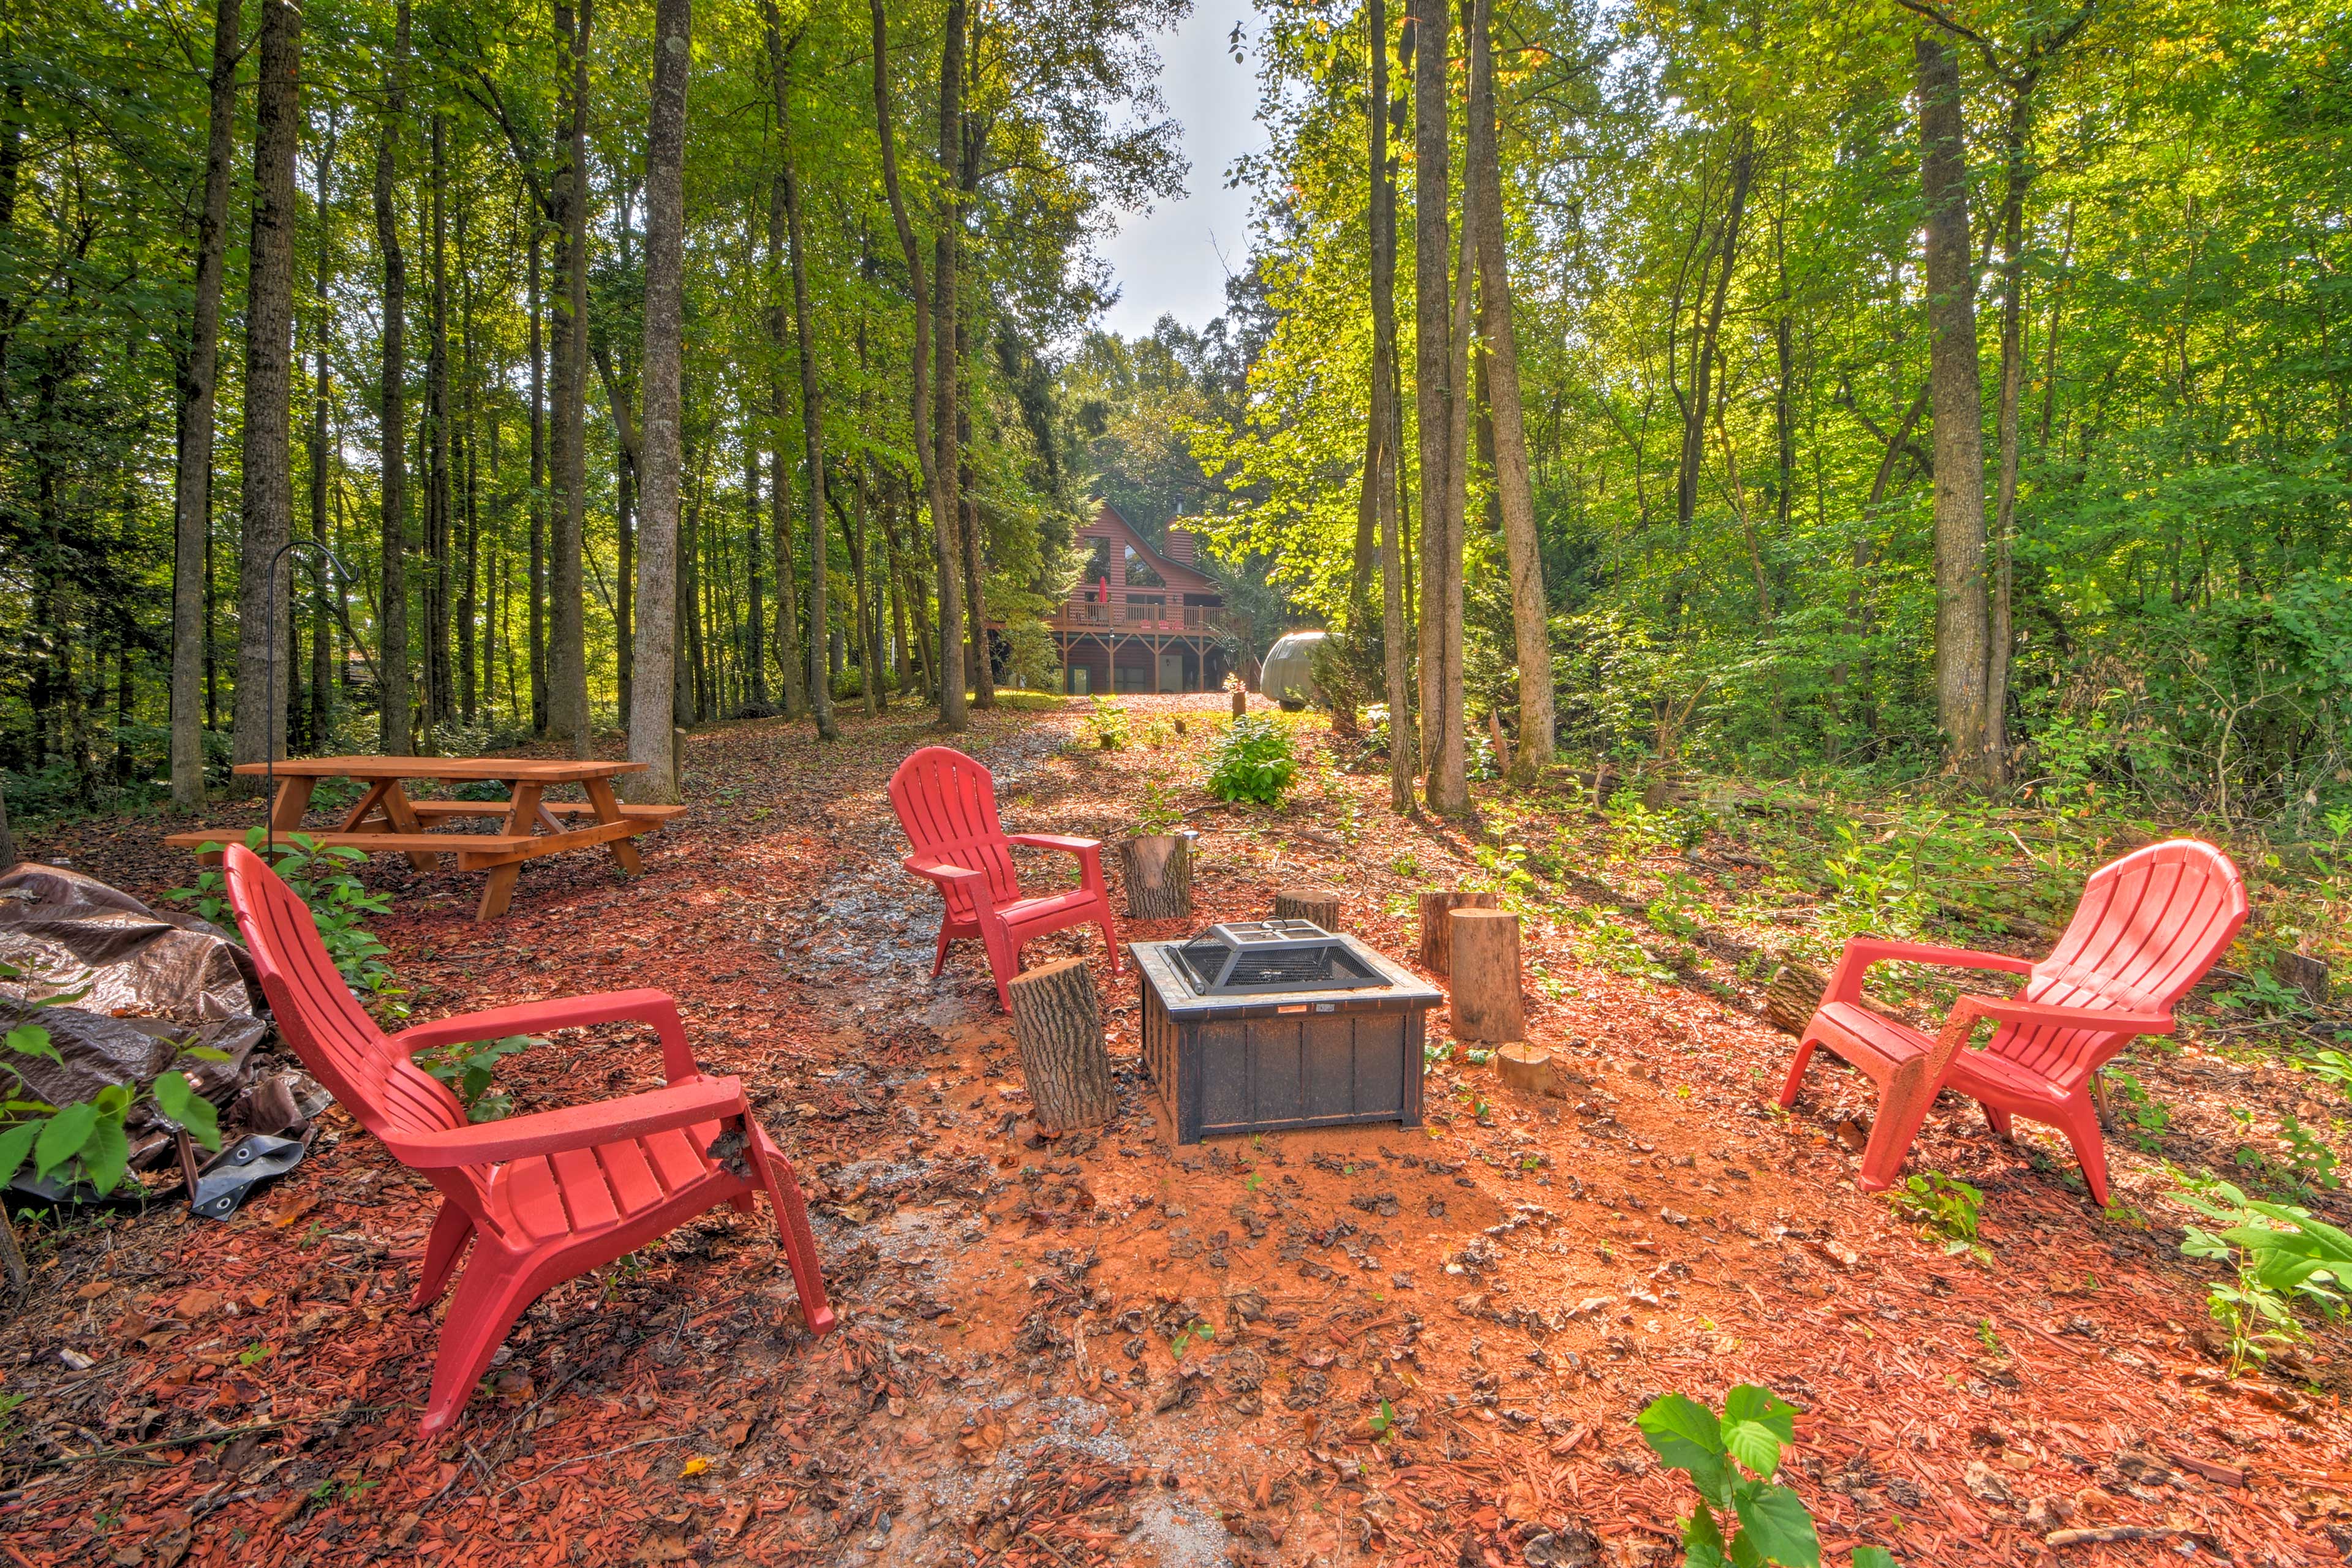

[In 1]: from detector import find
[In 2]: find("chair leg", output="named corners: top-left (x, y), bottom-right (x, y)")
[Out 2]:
top-left (752, 1137), bottom-right (837, 1336)
top-left (931, 920), bottom-right (953, 978)
top-left (409, 1205), bottom-right (475, 1311)
top-left (2054, 1097), bottom-right (2114, 1210)
top-left (1981, 1102), bottom-right (2013, 1140)
top-left (1855, 1050), bottom-right (1941, 1194)
top-left (419, 1256), bottom-right (537, 1438)
top-left (1096, 897), bottom-right (1123, 976)
top-left (1777, 1037), bottom-right (1819, 1110)
top-left (979, 918), bottom-right (1020, 1013)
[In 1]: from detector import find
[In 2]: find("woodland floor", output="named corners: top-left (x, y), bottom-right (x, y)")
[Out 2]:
top-left (4, 693), bottom-right (2350, 1568)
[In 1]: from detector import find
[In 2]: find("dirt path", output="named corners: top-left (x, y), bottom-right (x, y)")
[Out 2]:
top-left (4, 697), bottom-right (2348, 1568)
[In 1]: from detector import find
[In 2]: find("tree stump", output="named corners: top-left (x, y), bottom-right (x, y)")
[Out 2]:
top-left (1449, 908), bottom-right (1525, 1042)
top-left (1008, 958), bottom-right (1118, 1133)
top-left (1416, 888), bottom-right (1497, 974)
top-left (1494, 1042), bottom-right (1566, 1099)
top-left (1231, 688), bottom-right (1247, 718)
top-left (1117, 834), bottom-right (1194, 921)
top-left (1763, 962), bottom-right (1828, 1035)
top-left (1273, 887), bottom-right (1341, 931)
top-left (2277, 951), bottom-right (2331, 1008)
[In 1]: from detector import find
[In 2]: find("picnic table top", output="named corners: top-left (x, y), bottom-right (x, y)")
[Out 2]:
top-left (230, 756), bottom-right (648, 783)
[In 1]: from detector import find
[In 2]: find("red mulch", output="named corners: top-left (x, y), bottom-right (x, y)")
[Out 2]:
top-left (2, 693), bottom-right (2344, 1567)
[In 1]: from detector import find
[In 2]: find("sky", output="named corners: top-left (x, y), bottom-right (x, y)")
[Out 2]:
top-left (1093, 4), bottom-right (1267, 342)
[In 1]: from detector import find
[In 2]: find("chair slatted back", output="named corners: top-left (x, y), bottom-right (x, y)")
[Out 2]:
top-left (1997, 840), bottom-right (2247, 1088)
top-left (888, 747), bottom-right (1022, 918)
top-left (223, 846), bottom-right (488, 1205)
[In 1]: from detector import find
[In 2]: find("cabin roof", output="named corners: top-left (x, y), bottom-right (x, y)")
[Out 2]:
top-left (1082, 502), bottom-right (1220, 594)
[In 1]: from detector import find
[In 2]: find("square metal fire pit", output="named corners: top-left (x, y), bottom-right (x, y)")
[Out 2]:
top-left (1132, 923), bottom-right (1442, 1145)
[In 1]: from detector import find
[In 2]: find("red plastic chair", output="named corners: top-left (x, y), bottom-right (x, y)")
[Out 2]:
top-left (1780, 839), bottom-right (2247, 1208)
top-left (888, 746), bottom-right (1121, 1011)
top-left (221, 845), bottom-right (835, 1437)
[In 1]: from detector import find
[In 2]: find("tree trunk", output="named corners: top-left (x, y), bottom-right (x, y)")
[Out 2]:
top-left (424, 112), bottom-right (451, 734)
top-left (1447, 908), bottom-right (1523, 1042)
top-left (1917, 31), bottom-right (1992, 785)
top-left (744, 436), bottom-right (766, 707)
top-left (1409, 0), bottom-right (1452, 801)
top-left (309, 131), bottom-right (334, 753)
top-left (627, 0), bottom-right (690, 803)
top-left (1273, 886), bottom-right (1341, 931)
top-left (1369, 0), bottom-right (1414, 816)
top-left (374, 0), bottom-right (410, 753)
top-left (1007, 957), bottom-right (1118, 1133)
top-left (1465, 0), bottom-right (1552, 782)
top-left (761, 179), bottom-right (808, 722)
top-left (850, 448), bottom-right (880, 716)
top-left (768, 26), bottom-right (837, 744)
top-left (930, 0), bottom-right (970, 728)
top-left (1416, 888), bottom-right (1496, 975)
top-left (170, 0), bottom-right (241, 809)
top-left (1118, 834), bottom-right (1193, 921)
top-left (870, 0), bottom-right (957, 729)
top-left (527, 220), bottom-right (548, 735)
top-left (546, 0), bottom-right (595, 755)
top-left (1430, 135), bottom-right (1475, 816)
top-left (232, 0), bottom-right (301, 785)
top-left (1987, 75), bottom-right (2038, 794)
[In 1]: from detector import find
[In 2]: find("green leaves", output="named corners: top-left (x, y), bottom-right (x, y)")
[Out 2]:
top-left (1205, 716), bottom-right (1299, 805)
top-left (153, 1069), bottom-right (222, 1149)
top-left (1638, 1387), bottom-right (1822, 1568)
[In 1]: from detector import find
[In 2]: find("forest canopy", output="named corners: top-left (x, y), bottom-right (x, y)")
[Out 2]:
top-left (2, 0), bottom-right (2347, 833)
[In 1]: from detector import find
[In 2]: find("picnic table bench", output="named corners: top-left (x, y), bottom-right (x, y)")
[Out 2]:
top-left (165, 757), bottom-right (684, 920)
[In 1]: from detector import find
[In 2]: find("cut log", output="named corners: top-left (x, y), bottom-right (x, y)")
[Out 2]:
top-left (1231, 688), bottom-right (1247, 718)
top-left (1007, 957), bottom-right (1118, 1133)
top-left (1272, 887), bottom-right (1341, 931)
top-left (2276, 951), bottom-right (2331, 1008)
top-left (1416, 888), bottom-right (1498, 974)
top-left (1448, 908), bottom-right (1524, 1042)
top-left (1117, 833), bottom-right (1194, 921)
top-left (1763, 962), bottom-right (1828, 1035)
top-left (1494, 1042), bottom-right (1566, 1099)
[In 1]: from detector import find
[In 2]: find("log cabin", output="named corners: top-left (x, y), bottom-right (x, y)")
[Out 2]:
top-left (1041, 502), bottom-right (1237, 695)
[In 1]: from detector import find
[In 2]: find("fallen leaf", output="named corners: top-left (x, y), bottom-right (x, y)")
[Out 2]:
top-left (681, 1456), bottom-right (711, 1477)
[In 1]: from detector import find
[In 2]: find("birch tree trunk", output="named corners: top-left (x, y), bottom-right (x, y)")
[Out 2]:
top-left (1466, 0), bottom-right (1553, 781)
top-left (1917, 31), bottom-right (1992, 785)
top-left (374, 0), bottom-right (410, 753)
top-left (233, 0), bottom-right (301, 783)
top-left (170, 0), bottom-right (241, 809)
top-left (627, 0), bottom-right (690, 803)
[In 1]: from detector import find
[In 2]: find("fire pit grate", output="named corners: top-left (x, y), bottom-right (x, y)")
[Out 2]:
top-left (1173, 920), bottom-right (1385, 995)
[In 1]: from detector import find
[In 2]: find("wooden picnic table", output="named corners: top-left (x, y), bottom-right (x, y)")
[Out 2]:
top-left (165, 756), bottom-right (686, 920)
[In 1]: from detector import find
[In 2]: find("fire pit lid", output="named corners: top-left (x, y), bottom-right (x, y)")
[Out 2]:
top-left (1173, 920), bottom-right (1387, 995)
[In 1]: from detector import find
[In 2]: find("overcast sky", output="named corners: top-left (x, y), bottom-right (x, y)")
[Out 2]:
top-left (1093, 4), bottom-right (1266, 341)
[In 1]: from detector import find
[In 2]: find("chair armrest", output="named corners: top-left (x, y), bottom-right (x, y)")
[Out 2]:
top-left (1823, 938), bottom-right (2036, 1005)
top-left (1008, 833), bottom-right (1101, 855)
top-left (393, 1074), bottom-right (747, 1169)
top-left (393, 987), bottom-right (696, 1085)
top-left (1959, 993), bottom-right (2175, 1035)
top-left (903, 854), bottom-right (987, 889)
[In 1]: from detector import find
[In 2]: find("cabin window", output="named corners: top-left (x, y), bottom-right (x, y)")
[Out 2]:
top-left (1123, 546), bottom-right (1166, 588)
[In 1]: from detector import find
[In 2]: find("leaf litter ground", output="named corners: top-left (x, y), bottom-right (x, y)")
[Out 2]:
top-left (5, 693), bottom-right (2348, 1567)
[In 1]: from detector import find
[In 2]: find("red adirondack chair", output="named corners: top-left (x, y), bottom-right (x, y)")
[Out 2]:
top-left (221, 844), bottom-right (835, 1437)
top-left (1780, 839), bottom-right (2246, 1208)
top-left (889, 746), bottom-right (1121, 1011)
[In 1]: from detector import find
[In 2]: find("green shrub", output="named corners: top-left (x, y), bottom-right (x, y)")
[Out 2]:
top-left (175, 829), bottom-right (402, 1017)
top-left (1206, 716), bottom-right (1297, 805)
top-left (1077, 696), bottom-right (1132, 750)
